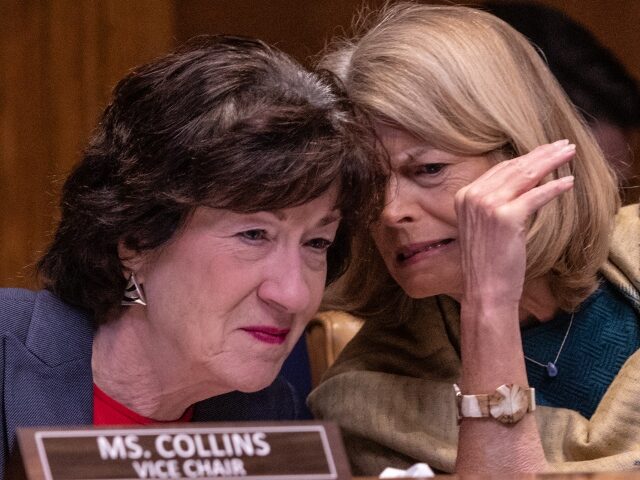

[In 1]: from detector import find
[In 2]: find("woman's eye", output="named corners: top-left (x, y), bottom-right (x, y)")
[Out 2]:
top-left (239, 229), bottom-right (267, 241)
top-left (306, 238), bottom-right (333, 251)
top-left (417, 163), bottom-right (446, 175)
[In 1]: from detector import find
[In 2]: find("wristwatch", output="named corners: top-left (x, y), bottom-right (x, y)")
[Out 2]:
top-left (453, 383), bottom-right (536, 424)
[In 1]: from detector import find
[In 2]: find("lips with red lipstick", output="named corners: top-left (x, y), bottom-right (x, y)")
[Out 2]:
top-left (396, 238), bottom-right (455, 264)
top-left (241, 326), bottom-right (291, 345)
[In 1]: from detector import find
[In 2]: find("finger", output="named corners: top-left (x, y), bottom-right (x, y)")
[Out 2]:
top-left (466, 142), bottom-right (575, 204)
top-left (510, 142), bottom-right (575, 189)
top-left (468, 140), bottom-right (568, 185)
top-left (508, 175), bottom-right (574, 218)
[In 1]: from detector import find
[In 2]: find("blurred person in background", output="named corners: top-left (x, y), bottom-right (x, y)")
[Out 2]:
top-left (486, 1), bottom-right (640, 197)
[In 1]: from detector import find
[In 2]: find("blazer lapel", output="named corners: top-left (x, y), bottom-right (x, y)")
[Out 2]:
top-left (3, 291), bottom-right (93, 450)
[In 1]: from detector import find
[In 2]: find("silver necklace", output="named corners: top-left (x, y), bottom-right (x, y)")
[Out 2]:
top-left (524, 312), bottom-right (574, 377)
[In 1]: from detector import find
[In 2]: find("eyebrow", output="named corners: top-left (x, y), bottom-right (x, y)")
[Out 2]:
top-left (318, 213), bottom-right (341, 227)
top-left (269, 210), bottom-right (341, 226)
top-left (402, 146), bottom-right (429, 162)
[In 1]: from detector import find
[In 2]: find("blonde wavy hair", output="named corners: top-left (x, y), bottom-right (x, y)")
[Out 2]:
top-left (320, 2), bottom-right (619, 318)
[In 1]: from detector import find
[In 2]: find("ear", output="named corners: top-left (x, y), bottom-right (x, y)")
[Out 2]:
top-left (118, 240), bottom-right (146, 281)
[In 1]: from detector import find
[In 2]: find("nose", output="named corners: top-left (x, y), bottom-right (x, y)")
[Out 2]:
top-left (379, 174), bottom-right (416, 226)
top-left (257, 250), bottom-right (312, 314)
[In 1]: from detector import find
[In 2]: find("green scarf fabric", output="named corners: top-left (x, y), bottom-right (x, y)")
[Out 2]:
top-left (308, 204), bottom-right (640, 475)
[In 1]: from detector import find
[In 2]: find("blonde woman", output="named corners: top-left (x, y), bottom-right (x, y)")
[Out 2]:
top-left (308, 3), bottom-right (640, 475)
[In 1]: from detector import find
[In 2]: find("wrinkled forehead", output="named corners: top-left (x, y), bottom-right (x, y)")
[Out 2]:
top-left (375, 123), bottom-right (427, 162)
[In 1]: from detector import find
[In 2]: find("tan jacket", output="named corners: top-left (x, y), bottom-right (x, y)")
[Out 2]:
top-left (308, 204), bottom-right (640, 475)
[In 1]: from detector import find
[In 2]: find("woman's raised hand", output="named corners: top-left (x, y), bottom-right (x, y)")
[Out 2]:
top-left (455, 141), bottom-right (575, 473)
top-left (454, 140), bottom-right (576, 308)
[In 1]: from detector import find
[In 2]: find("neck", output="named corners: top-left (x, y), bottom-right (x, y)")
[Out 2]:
top-left (519, 275), bottom-right (559, 325)
top-left (92, 307), bottom-right (227, 421)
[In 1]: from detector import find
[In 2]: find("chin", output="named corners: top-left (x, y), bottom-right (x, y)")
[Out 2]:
top-left (232, 366), bottom-right (280, 393)
top-left (394, 273), bottom-right (461, 299)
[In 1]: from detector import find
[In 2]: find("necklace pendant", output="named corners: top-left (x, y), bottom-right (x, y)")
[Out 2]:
top-left (546, 362), bottom-right (558, 377)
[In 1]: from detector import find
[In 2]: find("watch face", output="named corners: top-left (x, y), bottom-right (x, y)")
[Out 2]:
top-left (488, 384), bottom-right (529, 424)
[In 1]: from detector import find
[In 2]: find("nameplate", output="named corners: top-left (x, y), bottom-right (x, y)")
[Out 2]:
top-left (16, 421), bottom-right (350, 480)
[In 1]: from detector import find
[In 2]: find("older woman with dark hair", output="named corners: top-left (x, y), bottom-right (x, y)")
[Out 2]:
top-left (0, 35), bottom-right (383, 475)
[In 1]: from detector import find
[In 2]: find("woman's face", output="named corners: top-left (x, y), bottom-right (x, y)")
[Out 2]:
top-left (372, 125), bottom-right (494, 299)
top-left (136, 187), bottom-right (340, 393)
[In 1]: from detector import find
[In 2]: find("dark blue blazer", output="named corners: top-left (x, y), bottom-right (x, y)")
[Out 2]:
top-left (0, 288), bottom-right (301, 477)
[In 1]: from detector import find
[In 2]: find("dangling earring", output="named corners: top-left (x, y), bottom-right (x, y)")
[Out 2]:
top-left (121, 272), bottom-right (147, 306)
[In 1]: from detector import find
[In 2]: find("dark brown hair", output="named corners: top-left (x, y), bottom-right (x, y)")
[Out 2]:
top-left (38, 35), bottom-right (385, 320)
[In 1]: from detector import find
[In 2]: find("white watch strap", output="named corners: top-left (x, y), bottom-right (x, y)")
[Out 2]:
top-left (455, 384), bottom-right (536, 419)
top-left (460, 393), bottom-right (489, 418)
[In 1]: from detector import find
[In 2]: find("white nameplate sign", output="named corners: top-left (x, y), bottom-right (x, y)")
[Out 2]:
top-left (15, 422), bottom-right (350, 479)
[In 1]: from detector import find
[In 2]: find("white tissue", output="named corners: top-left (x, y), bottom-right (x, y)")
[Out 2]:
top-left (379, 462), bottom-right (434, 478)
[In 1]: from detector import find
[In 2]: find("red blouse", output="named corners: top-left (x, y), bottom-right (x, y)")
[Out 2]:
top-left (93, 384), bottom-right (194, 425)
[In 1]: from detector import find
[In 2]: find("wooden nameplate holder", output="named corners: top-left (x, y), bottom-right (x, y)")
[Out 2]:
top-left (14, 421), bottom-right (351, 479)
